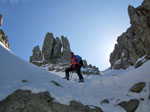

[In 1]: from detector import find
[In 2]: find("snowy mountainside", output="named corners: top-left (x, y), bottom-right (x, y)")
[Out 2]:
top-left (0, 42), bottom-right (150, 112)
top-left (38, 62), bottom-right (101, 76)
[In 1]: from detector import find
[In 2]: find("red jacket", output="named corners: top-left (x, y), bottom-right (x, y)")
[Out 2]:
top-left (71, 56), bottom-right (77, 68)
top-left (71, 56), bottom-right (82, 68)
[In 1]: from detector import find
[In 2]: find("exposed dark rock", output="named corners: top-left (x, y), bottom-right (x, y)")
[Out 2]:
top-left (83, 66), bottom-right (100, 75)
top-left (118, 99), bottom-right (139, 112)
top-left (89, 64), bottom-right (92, 68)
top-left (31, 61), bottom-right (43, 67)
top-left (51, 37), bottom-right (62, 63)
top-left (0, 14), bottom-right (9, 49)
top-left (55, 68), bottom-right (64, 72)
top-left (0, 30), bottom-right (10, 49)
top-left (21, 80), bottom-right (28, 83)
top-left (50, 80), bottom-right (63, 88)
top-left (42, 32), bottom-right (55, 62)
top-left (100, 99), bottom-right (109, 104)
top-left (48, 67), bottom-right (55, 71)
top-left (30, 45), bottom-right (43, 62)
top-left (110, 0), bottom-right (150, 69)
top-left (70, 100), bottom-right (91, 111)
top-left (69, 100), bottom-right (103, 112)
top-left (60, 35), bottom-right (71, 63)
top-left (0, 89), bottom-right (54, 112)
top-left (0, 89), bottom-right (103, 112)
top-left (30, 33), bottom-right (71, 64)
top-left (145, 55), bottom-right (150, 60)
top-left (129, 82), bottom-right (146, 93)
top-left (140, 98), bottom-right (144, 101)
top-left (148, 94), bottom-right (150, 100)
top-left (83, 60), bottom-right (88, 67)
top-left (135, 60), bottom-right (145, 68)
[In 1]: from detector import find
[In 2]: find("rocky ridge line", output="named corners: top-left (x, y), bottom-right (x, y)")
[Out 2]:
top-left (109, 0), bottom-right (150, 69)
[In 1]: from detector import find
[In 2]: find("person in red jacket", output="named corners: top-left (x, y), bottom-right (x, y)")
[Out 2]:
top-left (65, 52), bottom-right (84, 82)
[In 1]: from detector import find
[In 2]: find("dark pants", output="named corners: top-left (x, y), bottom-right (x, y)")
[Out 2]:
top-left (65, 65), bottom-right (83, 80)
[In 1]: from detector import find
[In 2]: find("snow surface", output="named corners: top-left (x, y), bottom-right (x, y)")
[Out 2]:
top-left (0, 43), bottom-right (150, 112)
top-left (114, 59), bottom-right (121, 65)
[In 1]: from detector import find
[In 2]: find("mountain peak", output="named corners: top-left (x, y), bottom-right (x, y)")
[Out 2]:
top-left (109, 0), bottom-right (150, 69)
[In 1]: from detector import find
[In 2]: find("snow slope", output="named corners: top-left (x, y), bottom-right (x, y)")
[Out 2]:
top-left (0, 42), bottom-right (150, 112)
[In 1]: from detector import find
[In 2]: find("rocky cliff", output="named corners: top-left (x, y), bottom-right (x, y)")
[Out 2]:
top-left (30, 45), bottom-right (43, 62)
top-left (0, 89), bottom-right (103, 112)
top-left (30, 32), bottom-right (71, 64)
top-left (0, 30), bottom-right (10, 49)
top-left (110, 0), bottom-right (150, 69)
top-left (0, 14), bottom-right (10, 49)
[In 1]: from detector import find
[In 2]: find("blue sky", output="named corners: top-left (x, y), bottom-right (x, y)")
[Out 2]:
top-left (0, 0), bottom-right (143, 70)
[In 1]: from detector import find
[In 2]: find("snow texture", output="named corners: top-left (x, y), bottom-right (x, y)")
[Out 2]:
top-left (0, 43), bottom-right (150, 112)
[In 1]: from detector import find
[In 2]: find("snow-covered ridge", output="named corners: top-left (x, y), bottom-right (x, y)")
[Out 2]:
top-left (0, 42), bottom-right (150, 112)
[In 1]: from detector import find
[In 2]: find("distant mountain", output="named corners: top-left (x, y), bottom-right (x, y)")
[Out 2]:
top-left (110, 0), bottom-right (150, 69)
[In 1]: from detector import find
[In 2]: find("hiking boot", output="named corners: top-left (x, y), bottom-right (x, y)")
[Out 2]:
top-left (79, 79), bottom-right (84, 82)
top-left (63, 76), bottom-right (69, 80)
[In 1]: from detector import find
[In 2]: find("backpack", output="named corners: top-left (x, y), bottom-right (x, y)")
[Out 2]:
top-left (75, 55), bottom-right (83, 66)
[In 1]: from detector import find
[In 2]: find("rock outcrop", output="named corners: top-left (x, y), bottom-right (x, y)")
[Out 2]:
top-left (118, 99), bottom-right (139, 112)
top-left (60, 36), bottom-right (71, 63)
top-left (83, 60), bottom-right (88, 67)
top-left (110, 0), bottom-right (150, 69)
top-left (129, 82), bottom-right (146, 93)
top-left (30, 32), bottom-right (100, 74)
top-left (51, 37), bottom-right (62, 63)
top-left (0, 89), bottom-right (103, 112)
top-left (100, 99), bottom-right (109, 104)
top-left (0, 30), bottom-right (10, 49)
top-left (82, 64), bottom-right (100, 75)
top-left (30, 46), bottom-right (43, 62)
top-left (30, 32), bottom-right (70, 64)
top-left (0, 14), bottom-right (10, 49)
top-left (42, 33), bottom-right (55, 62)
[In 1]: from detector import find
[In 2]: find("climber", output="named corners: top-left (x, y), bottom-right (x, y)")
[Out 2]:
top-left (0, 14), bottom-right (3, 26)
top-left (64, 52), bottom-right (84, 82)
